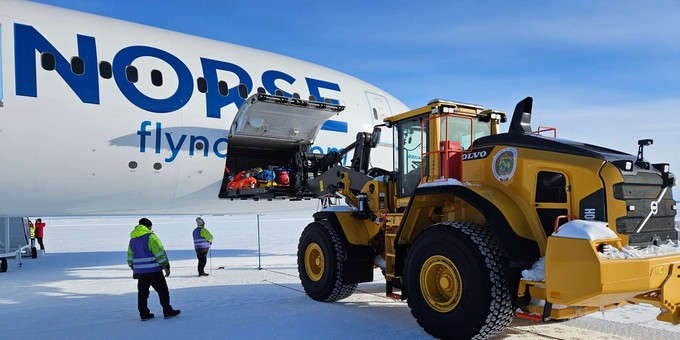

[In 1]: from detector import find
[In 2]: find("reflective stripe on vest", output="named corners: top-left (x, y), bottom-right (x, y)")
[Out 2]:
top-left (193, 227), bottom-right (210, 249)
top-left (130, 233), bottom-right (161, 274)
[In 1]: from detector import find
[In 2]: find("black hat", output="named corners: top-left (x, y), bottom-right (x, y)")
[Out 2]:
top-left (139, 218), bottom-right (152, 227)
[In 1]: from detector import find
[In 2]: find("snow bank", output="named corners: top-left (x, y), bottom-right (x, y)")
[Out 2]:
top-left (522, 257), bottom-right (546, 281)
top-left (553, 220), bottom-right (617, 240)
top-left (599, 240), bottom-right (680, 259)
top-left (418, 178), bottom-right (480, 188)
top-left (418, 178), bottom-right (463, 188)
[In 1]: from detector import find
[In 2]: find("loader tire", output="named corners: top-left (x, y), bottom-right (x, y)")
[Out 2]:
top-left (1, 258), bottom-right (7, 272)
top-left (298, 220), bottom-right (357, 301)
top-left (404, 221), bottom-right (514, 339)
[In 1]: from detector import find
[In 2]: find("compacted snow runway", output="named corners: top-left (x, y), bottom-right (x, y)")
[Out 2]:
top-left (1, 213), bottom-right (679, 339)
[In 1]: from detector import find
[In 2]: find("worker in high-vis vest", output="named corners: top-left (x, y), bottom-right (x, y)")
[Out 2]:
top-left (28, 219), bottom-right (35, 247)
top-left (193, 217), bottom-right (214, 276)
top-left (127, 218), bottom-right (181, 321)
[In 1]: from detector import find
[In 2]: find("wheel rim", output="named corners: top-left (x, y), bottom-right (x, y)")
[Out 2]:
top-left (420, 255), bottom-right (462, 312)
top-left (305, 243), bottom-right (325, 281)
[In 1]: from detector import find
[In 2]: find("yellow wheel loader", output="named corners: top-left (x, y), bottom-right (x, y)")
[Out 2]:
top-left (294, 97), bottom-right (678, 339)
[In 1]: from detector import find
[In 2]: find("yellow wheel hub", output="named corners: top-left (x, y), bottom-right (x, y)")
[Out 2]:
top-left (420, 255), bottom-right (462, 312)
top-left (305, 243), bottom-right (325, 281)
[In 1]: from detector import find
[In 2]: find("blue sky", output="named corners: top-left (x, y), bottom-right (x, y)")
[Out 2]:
top-left (31, 0), bottom-right (680, 198)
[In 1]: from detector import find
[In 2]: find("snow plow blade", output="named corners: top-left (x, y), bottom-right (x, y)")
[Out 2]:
top-left (545, 232), bottom-right (680, 324)
top-left (655, 263), bottom-right (680, 324)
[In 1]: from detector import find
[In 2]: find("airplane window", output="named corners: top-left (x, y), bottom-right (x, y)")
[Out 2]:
top-left (128, 161), bottom-right (138, 169)
top-left (126, 66), bottom-right (138, 83)
top-left (153, 162), bottom-right (162, 170)
top-left (151, 69), bottom-right (163, 87)
top-left (99, 61), bottom-right (112, 79)
top-left (197, 77), bottom-right (207, 93)
top-left (41, 52), bottom-right (56, 71)
top-left (71, 57), bottom-right (84, 75)
top-left (218, 81), bottom-right (228, 96)
top-left (238, 84), bottom-right (248, 99)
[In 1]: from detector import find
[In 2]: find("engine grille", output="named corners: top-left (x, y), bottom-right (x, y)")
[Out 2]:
top-left (614, 172), bottom-right (677, 246)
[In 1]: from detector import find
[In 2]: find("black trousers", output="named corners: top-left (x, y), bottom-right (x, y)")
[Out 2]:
top-left (196, 250), bottom-right (208, 274)
top-left (136, 270), bottom-right (172, 316)
top-left (36, 237), bottom-right (44, 250)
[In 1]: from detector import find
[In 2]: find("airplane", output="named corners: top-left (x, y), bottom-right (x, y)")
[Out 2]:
top-left (0, 0), bottom-right (409, 218)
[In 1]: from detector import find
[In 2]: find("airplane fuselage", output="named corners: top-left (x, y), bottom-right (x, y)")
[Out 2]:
top-left (0, 0), bottom-right (408, 216)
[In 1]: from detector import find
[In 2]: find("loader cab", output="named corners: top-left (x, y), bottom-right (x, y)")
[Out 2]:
top-left (387, 100), bottom-right (505, 200)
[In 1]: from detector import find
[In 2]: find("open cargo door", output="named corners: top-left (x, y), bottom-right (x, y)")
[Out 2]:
top-left (219, 93), bottom-right (344, 200)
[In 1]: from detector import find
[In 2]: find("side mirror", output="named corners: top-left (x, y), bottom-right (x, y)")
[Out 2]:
top-left (371, 126), bottom-right (382, 148)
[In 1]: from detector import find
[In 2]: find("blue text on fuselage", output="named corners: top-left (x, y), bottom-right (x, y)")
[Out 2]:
top-left (13, 23), bottom-right (342, 117)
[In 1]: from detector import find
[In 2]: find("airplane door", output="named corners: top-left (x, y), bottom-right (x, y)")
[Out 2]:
top-left (365, 92), bottom-right (392, 125)
top-left (365, 92), bottom-right (394, 168)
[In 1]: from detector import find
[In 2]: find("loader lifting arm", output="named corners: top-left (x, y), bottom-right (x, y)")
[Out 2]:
top-left (307, 127), bottom-right (381, 175)
top-left (303, 127), bottom-right (382, 199)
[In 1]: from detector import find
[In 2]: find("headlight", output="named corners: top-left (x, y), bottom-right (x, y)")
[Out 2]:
top-left (613, 160), bottom-right (634, 172)
top-left (653, 163), bottom-right (670, 174)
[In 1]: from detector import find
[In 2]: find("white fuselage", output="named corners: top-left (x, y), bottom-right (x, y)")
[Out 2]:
top-left (0, 0), bottom-right (408, 216)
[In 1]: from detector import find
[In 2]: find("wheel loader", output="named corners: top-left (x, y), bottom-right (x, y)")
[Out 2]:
top-left (221, 93), bottom-right (678, 339)
top-left (296, 97), bottom-right (678, 339)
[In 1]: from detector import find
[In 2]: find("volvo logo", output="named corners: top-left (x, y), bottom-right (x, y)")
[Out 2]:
top-left (650, 201), bottom-right (659, 215)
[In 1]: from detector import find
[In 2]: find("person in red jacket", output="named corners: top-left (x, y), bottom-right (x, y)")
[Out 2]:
top-left (35, 218), bottom-right (46, 251)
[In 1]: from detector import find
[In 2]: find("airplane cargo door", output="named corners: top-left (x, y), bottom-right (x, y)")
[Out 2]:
top-left (219, 94), bottom-right (343, 199)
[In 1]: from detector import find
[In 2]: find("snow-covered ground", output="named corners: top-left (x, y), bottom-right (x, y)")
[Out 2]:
top-left (2, 213), bottom-right (680, 339)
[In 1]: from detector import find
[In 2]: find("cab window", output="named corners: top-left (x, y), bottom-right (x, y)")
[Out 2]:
top-left (396, 117), bottom-right (428, 197)
top-left (440, 116), bottom-right (491, 150)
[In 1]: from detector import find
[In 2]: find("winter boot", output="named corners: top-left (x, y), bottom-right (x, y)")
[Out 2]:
top-left (164, 309), bottom-right (181, 319)
top-left (140, 313), bottom-right (154, 321)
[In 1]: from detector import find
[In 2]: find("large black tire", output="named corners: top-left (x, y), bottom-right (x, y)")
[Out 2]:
top-left (404, 221), bottom-right (514, 339)
top-left (297, 220), bottom-right (357, 301)
top-left (1, 258), bottom-right (7, 272)
top-left (31, 246), bottom-right (38, 259)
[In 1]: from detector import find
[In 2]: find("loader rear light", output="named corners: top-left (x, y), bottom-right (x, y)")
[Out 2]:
top-left (654, 163), bottom-right (675, 187)
top-left (625, 161), bottom-right (634, 171)
top-left (653, 163), bottom-right (670, 174)
top-left (613, 160), bottom-right (634, 172)
top-left (627, 205), bottom-right (636, 212)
